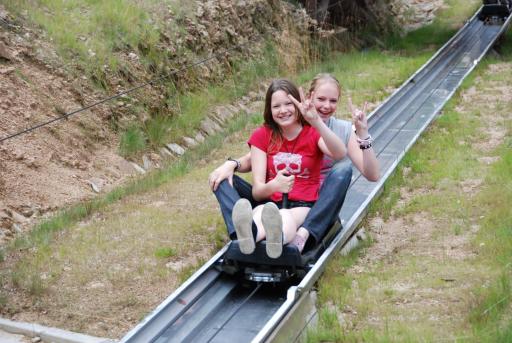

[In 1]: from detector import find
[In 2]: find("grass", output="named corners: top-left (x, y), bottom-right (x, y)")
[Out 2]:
top-left (0, 109), bottom-right (253, 307)
top-left (154, 247), bottom-right (177, 259)
top-left (11, 110), bottom-right (252, 252)
top-left (309, 30), bottom-right (512, 343)
top-left (119, 125), bottom-right (146, 157)
top-left (1, 0), bottom-right (502, 336)
top-left (0, 31), bottom-right (426, 321)
top-left (468, 137), bottom-right (512, 341)
top-left (2, 0), bottom-right (307, 161)
top-left (4, 0), bottom-right (163, 85)
top-left (386, 0), bottom-right (481, 52)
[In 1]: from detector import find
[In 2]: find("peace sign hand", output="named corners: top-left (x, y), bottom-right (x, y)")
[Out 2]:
top-left (288, 87), bottom-right (321, 126)
top-left (348, 96), bottom-right (369, 138)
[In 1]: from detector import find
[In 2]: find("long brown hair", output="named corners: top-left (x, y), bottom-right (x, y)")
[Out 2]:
top-left (263, 79), bottom-right (306, 153)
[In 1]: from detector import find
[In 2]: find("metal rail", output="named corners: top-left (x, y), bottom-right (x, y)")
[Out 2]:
top-left (120, 6), bottom-right (511, 343)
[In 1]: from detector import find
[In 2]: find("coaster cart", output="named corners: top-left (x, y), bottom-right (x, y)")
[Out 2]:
top-left (479, 0), bottom-right (512, 22)
top-left (216, 219), bottom-right (342, 283)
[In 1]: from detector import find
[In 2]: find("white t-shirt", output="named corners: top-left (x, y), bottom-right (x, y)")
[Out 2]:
top-left (320, 117), bottom-right (352, 181)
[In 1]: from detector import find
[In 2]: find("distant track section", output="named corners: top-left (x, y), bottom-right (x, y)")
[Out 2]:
top-left (120, 6), bottom-right (511, 343)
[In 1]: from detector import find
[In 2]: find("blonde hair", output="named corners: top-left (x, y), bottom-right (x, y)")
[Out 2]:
top-left (308, 73), bottom-right (341, 98)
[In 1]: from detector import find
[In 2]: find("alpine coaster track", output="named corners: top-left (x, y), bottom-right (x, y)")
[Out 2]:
top-left (120, 5), bottom-right (512, 343)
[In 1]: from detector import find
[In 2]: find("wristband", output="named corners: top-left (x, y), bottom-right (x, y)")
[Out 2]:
top-left (227, 157), bottom-right (241, 171)
top-left (359, 142), bottom-right (372, 150)
top-left (356, 134), bottom-right (373, 150)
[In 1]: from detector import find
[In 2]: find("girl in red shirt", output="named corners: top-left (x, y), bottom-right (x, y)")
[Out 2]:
top-left (233, 79), bottom-right (346, 258)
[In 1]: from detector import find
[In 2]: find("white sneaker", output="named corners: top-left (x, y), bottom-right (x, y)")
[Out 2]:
top-left (262, 202), bottom-right (283, 258)
top-left (232, 199), bottom-right (255, 254)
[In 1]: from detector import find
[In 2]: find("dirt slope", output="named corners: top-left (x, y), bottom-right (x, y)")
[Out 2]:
top-left (0, 6), bottom-right (131, 243)
top-left (0, 0), bottom-right (314, 244)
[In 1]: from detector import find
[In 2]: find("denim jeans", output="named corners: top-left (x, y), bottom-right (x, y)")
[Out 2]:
top-left (213, 175), bottom-right (262, 240)
top-left (214, 163), bottom-right (352, 243)
top-left (302, 163), bottom-right (352, 245)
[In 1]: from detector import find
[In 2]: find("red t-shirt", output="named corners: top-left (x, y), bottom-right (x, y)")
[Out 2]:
top-left (248, 125), bottom-right (323, 202)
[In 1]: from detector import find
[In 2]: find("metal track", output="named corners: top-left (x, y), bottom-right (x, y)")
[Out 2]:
top-left (120, 7), bottom-right (511, 343)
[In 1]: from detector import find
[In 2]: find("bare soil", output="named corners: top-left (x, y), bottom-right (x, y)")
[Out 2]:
top-left (0, 4), bottom-right (139, 243)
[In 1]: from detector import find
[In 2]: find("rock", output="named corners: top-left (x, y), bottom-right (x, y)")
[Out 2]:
top-left (0, 66), bottom-right (15, 74)
top-left (130, 162), bottom-right (146, 174)
top-left (10, 210), bottom-right (27, 223)
top-left (87, 281), bottom-right (105, 289)
top-left (19, 205), bottom-right (38, 217)
top-left (166, 260), bottom-right (186, 271)
top-left (150, 153), bottom-right (161, 162)
top-left (0, 41), bottom-right (13, 60)
top-left (88, 178), bottom-right (105, 193)
top-left (166, 143), bottom-right (185, 156)
top-left (247, 100), bottom-right (264, 115)
top-left (215, 106), bottom-right (234, 122)
top-left (12, 223), bottom-right (22, 233)
top-left (248, 91), bottom-right (259, 99)
top-left (142, 154), bottom-right (152, 170)
top-left (210, 112), bottom-right (226, 126)
top-left (238, 102), bottom-right (251, 114)
top-left (159, 147), bottom-right (174, 158)
top-left (356, 228), bottom-right (367, 241)
top-left (32, 336), bottom-right (42, 343)
top-left (118, 159), bottom-right (136, 175)
top-left (200, 118), bottom-right (221, 136)
top-left (0, 210), bottom-right (10, 219)
top-left (195, 132), bottom-right (205, 143)
top-left (182, 136), bottom-right (197, 148)
top-left (226, 104), bottom-right (238, 114)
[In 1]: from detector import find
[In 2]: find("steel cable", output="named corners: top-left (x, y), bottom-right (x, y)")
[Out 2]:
top-left (0, 1), bottom-right (347, 145)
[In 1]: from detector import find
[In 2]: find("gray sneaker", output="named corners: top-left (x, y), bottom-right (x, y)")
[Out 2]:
top-left (262, 202), bottom-right (283, 258)
top-left (232, 199), bottom-right (255, 254)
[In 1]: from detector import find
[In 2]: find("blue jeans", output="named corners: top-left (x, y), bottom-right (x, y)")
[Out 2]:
top-left (214, 163), bottom-right (352, 243)
top-left (213, 176), bottom-right (262, 240)
top-left (302, 163), bottom-right (352, 244)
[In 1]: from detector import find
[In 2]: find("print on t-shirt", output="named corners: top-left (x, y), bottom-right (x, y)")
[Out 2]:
top-left (272, 152), bottom-right (311, 179)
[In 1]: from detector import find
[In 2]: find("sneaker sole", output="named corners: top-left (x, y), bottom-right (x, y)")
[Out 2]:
top-left (262, 202), bottom-right (283, 259)
top-left (232, 199), bottom-right (255, 254)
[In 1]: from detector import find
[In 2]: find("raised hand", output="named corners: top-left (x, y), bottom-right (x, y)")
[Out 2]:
top-left (288, 87), bottom-right (321, 126)
top-left (348, 96), bottom-right (369, 138)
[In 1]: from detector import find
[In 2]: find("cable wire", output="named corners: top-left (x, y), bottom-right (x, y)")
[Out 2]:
top-left (0, 33), bottom-right (262, 144)
top-left (0, 0), bottom-right (346, 144)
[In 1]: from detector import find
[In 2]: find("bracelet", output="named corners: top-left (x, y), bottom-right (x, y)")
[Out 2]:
top-left (359, 142), bottom-right (373, 150)
top-left (357, 134), bottom-right (373, 150)
top-left (356, 134), bottom-right (373, 143)
top-left (227, 157), bottom-right (241, 171)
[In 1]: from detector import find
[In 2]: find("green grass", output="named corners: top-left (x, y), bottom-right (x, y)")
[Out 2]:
top-left (159, 40), bottom-right (281, 142)
top-left (386, 0), bottom-right (481, 52)
top-left (468, 143), bottom-right (512, 341)
top-left (308, 1), bottom-right (512, 341)
top-left (1, 0), bottom-right (471, 303)
top-left (5, 110), bottom-right (251, 270)
top-left (296, 49), bottom-right (429, 115)
top-left (154, 247), bottom-right (177, 259)
top-left (2, 0), bottom-right (501, 333)
top-left (119, 125), bottom-right (146, 157)
top-left (4, 0), bottom-right (163, 84)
